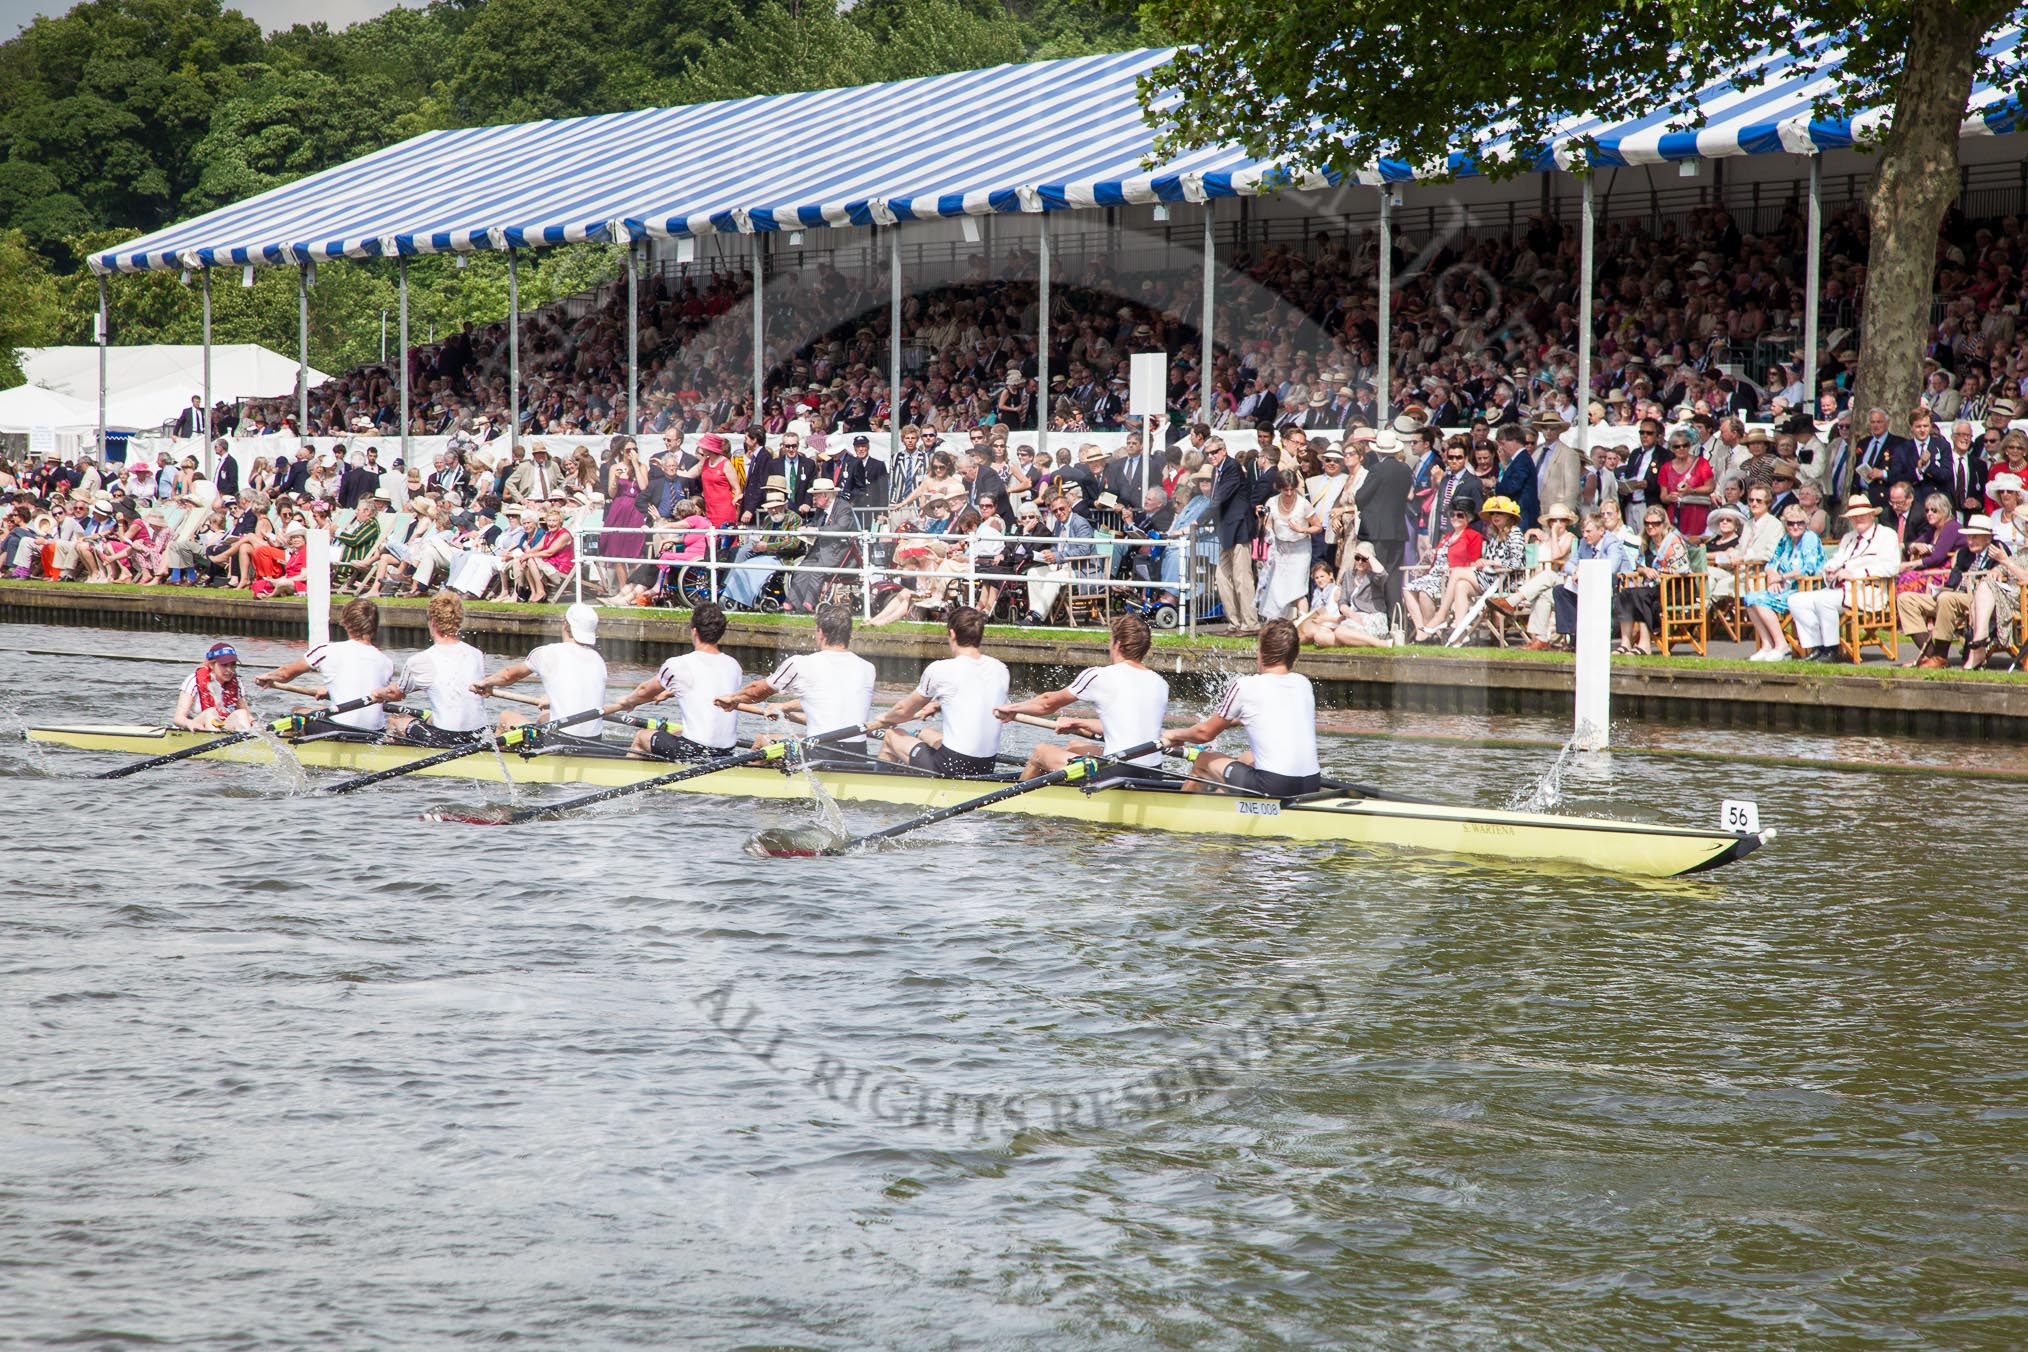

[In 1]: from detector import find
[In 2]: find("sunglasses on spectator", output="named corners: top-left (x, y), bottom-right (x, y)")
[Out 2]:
top-left (1783, 517), bottom-right (1806, 527)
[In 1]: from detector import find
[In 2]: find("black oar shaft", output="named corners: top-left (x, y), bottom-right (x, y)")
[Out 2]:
top-left (501, 722), bottom-right (870, 824)
top-left (819, 741), bottom-right (1161, 855)
top-left (325, 704), bottom-right (610, 795)
top-left (96, 695), bottom-right (381, 780)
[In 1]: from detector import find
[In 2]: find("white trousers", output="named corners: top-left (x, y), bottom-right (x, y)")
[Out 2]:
top-left (1515, 569), bottom-right (1561, 640)
top-left (1790, 587), bottom-right (1845, 648)
top-left (1026, 564), bottom-right (1071, 620)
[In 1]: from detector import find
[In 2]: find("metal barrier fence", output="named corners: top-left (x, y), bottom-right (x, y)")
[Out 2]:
top-left (568, 522), bottom-right (1206, 635)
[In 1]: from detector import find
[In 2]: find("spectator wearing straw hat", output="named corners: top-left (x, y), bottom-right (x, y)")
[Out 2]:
top-left (1789, 494), bottom-right (1902, 660)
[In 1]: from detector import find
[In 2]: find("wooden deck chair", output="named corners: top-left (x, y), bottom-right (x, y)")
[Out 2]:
top-left (1657, 571), bottom-right (1709, 656)
top-left (1838, 575), bottom-right (1898, 665)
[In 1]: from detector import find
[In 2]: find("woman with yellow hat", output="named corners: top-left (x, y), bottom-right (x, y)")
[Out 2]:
top-left (1413, 496), bottom-right (1525, 641)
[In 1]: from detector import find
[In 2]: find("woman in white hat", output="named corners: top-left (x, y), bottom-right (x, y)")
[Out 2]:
top-left (1984, 472), bottom-right (2026, 550)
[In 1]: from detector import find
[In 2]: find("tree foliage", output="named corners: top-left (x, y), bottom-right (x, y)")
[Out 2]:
top-left (1137, 1), bottom-right (2020, 180)
top-left (1136, 0), bottom-right (2025, 414)
top-left (0, 0), bottom-right (1152, 376)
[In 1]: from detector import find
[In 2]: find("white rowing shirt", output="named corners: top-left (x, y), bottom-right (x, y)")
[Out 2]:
top-left (1067, 662), bottom-right (1169, 767)
top-left (767, 648), bottom-right (876, 739)
top-left (914, 652), bottom-right (1010, 761)
top-left (1212, 672), bottom-right (1319, 778)
top-left (307, 639), bottom-right (394, 732)
top-left (527, 641), bottom-right (608, 736)
top-left (394, 640), bottom-right (489, 733)
top-left (656, 648), bottom-right (744, 748)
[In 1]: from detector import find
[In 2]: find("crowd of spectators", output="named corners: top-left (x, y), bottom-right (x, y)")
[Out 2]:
top-left (11, 196), bottom-right (2028, 666)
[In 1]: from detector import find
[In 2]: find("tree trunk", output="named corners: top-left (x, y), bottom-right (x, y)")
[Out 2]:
top-left (1849, 3), bottom-right (2004, 435)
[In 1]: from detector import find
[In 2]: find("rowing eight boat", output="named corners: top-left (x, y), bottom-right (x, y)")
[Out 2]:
top-left (25, 724), bottom-right (1767, 877)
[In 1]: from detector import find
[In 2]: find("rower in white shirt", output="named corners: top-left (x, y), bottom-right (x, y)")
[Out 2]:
top-left (472, 601), bottom-right (611, 744)
top-left (610, 602), bottom-right (745, 762)
top-left (994, 613), bottom-right (1169, 783)
top-left (255, 597), bottom-right (395, 734)
top-left (374, 593), bottom-right (490, 748)
top-left (718, 603), bottom-right (877, 767)
top-left (867, 606), bottom-right (1010, 777)
top-left (1160, 618), bottom-right (1323, 797)
top-left (1790, 494), bottom-right (1903, 662)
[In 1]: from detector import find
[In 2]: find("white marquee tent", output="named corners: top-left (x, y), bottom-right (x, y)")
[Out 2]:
top-left (0, 382), bottom-right (105, 434)
top-left (15, 343), bottom-right (329, 433)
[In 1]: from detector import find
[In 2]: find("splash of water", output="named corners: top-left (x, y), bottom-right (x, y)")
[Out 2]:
top-left (248, 727), bottom-right (311, 795)
top-left (490, 742), bottom-right (524, 803)
top-left (794, 747), bottom-right (847, 836)
top-left (1507, 736), bottom-right (1578, 814)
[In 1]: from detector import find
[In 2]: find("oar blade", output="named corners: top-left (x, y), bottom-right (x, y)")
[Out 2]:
top-left (743, 825), bottom-right (846, 858)
top-left (420, 800), bottom-right (516, 825)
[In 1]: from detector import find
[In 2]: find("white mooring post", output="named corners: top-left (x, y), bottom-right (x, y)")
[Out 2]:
top-left (1573, 558), bottom-right (1611, 750)
top-left (306, 529), bottom-right (332, 650)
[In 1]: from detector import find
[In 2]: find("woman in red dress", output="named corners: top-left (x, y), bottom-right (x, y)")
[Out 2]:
top-left (686, 433), bottom-right (743, 528)
top-left (1656, 434), bottom-right (1716, 538)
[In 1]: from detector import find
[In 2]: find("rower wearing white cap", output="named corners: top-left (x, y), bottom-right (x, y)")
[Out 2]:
top-left (472, 601), bottom-right (610, 743)
top-left (994, 613), bottom-right (1168, 782)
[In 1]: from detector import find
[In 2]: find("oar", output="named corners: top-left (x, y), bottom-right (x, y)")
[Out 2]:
top-left (323, 702), bottom-right (617, 795)
top-left (487, 686), bottom-right (681, 733)
top-left (492, 722), bottom-right (873, 826)
top-left (758, 741), bottom-right (1162, 857)
top-left (97, 695), bottom-right (381, 780)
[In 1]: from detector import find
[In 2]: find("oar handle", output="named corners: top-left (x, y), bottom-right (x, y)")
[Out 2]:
top-left (739, 701), bottom-right (807, 724)
top-left (273, 682), bottom-right (329, 699)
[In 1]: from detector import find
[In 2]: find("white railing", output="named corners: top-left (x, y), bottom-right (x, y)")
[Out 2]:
top-left (566, 521), bottom-right (1205, 634)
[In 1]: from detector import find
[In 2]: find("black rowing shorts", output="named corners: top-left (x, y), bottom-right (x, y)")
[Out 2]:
top-left (1220, 762), bottom-right (1321, 799)
top-left (909, 742), bottom-right (1000, 778)
top-left (397, 721), bottom-right (484, 749)
top-left (646, 730), bottom-right (736, 764)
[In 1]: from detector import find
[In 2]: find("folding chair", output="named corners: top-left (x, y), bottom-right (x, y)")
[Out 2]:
top-left (1657, 571), bottom-right (1709, 656)
top-left (1838, 575), bottom-right (1898, 665)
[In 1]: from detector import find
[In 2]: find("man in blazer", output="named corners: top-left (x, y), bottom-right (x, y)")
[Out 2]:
top-left (1207, 437), bottom-right (1261, 631)
top-left (1854, 405), bottom-right (1918, 509)
top-left (1925, 419), bottom-right (1989, 518)
top-left (1353, 429), bottom-right (1413, 611)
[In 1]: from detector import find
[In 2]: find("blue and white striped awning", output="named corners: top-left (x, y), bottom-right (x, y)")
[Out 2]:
top-left (95, 31), bottom-right (2028, 275)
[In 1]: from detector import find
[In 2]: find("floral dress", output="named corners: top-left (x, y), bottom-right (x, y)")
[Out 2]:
top-left (1740, 531), bottom-right (1825, 614)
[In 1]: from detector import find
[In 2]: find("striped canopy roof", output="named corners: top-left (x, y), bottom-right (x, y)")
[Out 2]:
top-left (95, 32), bottom-right (2027, 275)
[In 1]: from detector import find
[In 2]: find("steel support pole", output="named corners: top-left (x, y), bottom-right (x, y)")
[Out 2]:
top-left (398, 255), bottom-right (411, 465)
top-left (751, 234), bottom-right (765, 429)
top-left (507, 248), bottom-right (520, 455)
top-left (200, 269), bottom-right (212, 476)
top-left (1036, 212), bottom-right (1050, 462)
top-left (1803, 155), bottom-right (1822, 421)
top-left (625, 241), bottom-right (639, 436)
top-left (296, 263), bottom-right (310, 436)
top-left (889, 224), bottom-right (902, 460)
top-left (1577, 174), bottom-right (1595, 460)
top-left (1377, 190), bottom-right (1393, 427)
top-left (96, 274), bottom-right (108, 463)
top-left (1199, 204), bottom-right (1215, 428)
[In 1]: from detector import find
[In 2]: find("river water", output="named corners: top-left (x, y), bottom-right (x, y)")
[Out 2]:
top-left (2, 623), bottom-right (2023, 1349)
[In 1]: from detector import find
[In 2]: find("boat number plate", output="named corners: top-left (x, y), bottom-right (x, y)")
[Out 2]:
top-left (1237, 801), bottom-right (1282, 817)
top-left (1720, 799), bottom-right (1761, 835)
